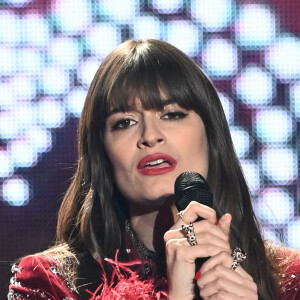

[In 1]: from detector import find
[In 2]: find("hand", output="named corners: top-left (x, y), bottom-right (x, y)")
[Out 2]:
top-left (164, 201), bottom-right (232, 300)
top-left (197, 251), bottom-right (258, 299)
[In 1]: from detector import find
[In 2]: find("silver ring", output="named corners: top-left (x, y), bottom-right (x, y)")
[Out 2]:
top-left (182, 223), bottom-right (198, 246)
top-left (177, 210), bottom-right (185, 222)
top-left (231, 247), bottom-right (247, 270)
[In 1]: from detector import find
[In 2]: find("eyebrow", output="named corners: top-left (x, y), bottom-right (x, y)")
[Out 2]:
top-left (107, 99), bottom-right (176, 117)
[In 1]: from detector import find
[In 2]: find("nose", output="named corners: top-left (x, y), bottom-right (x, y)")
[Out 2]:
top-left (137, 116), bottom-right (165, 149)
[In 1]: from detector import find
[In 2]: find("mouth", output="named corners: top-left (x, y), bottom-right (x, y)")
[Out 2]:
top-left (137, 153), bottom-right (177, 175)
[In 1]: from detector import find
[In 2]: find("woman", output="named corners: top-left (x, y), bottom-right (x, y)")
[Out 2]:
top-left (8, 39), bottom-right (300, 299)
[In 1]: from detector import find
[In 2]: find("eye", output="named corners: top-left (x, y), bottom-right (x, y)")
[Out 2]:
top-left (162, 111), bottom-right (188, 120)
top-left (111, 118), bottom-right (137, 130)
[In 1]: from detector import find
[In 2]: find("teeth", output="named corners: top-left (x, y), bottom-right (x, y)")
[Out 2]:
top-left (146, 159), bottom-right (164, 166)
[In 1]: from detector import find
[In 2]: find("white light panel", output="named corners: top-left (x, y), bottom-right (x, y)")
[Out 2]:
top-left (165, 20), bottom-right (201, 56)
top-left (65, 87), bottom-right (87, 118)
top-left (37, 98), bottom-right (66, 129)
top-left (151, 0), bottom-right (183, 14)
top-left (86, 23), bottom-right (121, 59)
top-left (235, 4), bottom-right (276, 49)
top-left (254, 107), bottom-right (294, 144)
top-left (77, 57), bottom-right (101, 87)
top-left (99, 0), bottom-right (136, 23)
top-left (260, 146), bottom-right (298, 184)
top-left (218, 93), bottom-right (234, 125)
top-left (0, 151), bottom-right (13, 178)
top-left (240, 159), bottom-right (261, 194)
top-left (40, 66), bottom-right (70, 95)
top-left (191, 0), bottom-right (233, 31)
top-left (265, 35), bottom-right (300, 82)
top-left (230, 126), bottom-right (250, 158)
top-left (287, 218), bottom-right (300, 249)
top-left (202, 38), bottom-right (238, 78)
top-left (0, 11), bottom-right (20, 44)
top-left (21, 14), bottom-right (50, 47)
top-left (48, 37), bottom-right (79, 69)
top-left (290, 81), bottom-right (300, 120)
top-left (235, 65), bottom-right (274, 106)
top-left (2, 177), bottom-right (29, 206)
top-left (133, 15), bottom-right (161, 40)
top-left (255, 188), bottom-right (294, 227)
top-left (52, 0), bottom-right (92, 34)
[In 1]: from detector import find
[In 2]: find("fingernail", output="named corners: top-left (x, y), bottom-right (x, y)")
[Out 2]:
top-left (194, 270), bottom-right (202, 280)
top-left (214, 221), bottom-right (219, 226)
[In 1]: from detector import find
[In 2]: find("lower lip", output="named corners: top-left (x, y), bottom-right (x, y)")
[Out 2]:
top-left (138, 164), bottom-right (177, 176)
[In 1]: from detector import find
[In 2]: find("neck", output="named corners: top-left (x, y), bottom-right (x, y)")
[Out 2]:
top-left (129, 197), bottom-right (177, 253)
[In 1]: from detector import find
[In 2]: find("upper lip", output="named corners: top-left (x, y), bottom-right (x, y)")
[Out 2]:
top-left (137, 153), bottom-right (177, 169)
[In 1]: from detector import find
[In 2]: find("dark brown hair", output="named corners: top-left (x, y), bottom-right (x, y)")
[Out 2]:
top-left (56, 39), bottom-right (276, 298)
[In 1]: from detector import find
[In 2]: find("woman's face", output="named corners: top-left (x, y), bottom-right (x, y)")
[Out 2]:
top-left (104, 98), bottom-right (209, 209)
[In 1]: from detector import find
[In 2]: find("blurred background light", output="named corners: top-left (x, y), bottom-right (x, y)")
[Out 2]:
top-left (52, 0), bottom-right (92, 35)
top-left (65, 87), bottom-right (87, 118)
top-left (99, 0), bottom-right (136, 23)
top-left (21, 14), bottom-right (50, 47)
top-left (0, 11), bottom-right (20, 44)
top-left (77, 57), bottom-right (101, 87)
top-left (40, 66), bottom-right (70, 95)
top-left (151, 0), bottom-right (183, 14)
top-left (230, 126), bottom-right (250, 158)
top-left (240, 159), bottom-right (261, 194)
top-left (48, 37), bottom-right (79, 69)
top-left (5, 0), bottom-right (32, 7)
top-left (260, 146), bottom-right (298, 184)
top-left (191, 0), bottom-right (233, 31)
top-left (255, 187), bottom-right (294, 227)
top-left (0, 151), bottom-right (13, 178)
top-left (254, 107), bottom-right (295, 144)
top-left (265, 35), bottom-right (300, 82)
top-left (2, 177), bottom-right (30, 206)
top-left (165, 20), bottom-right (201, 56)
top-left (0, 46), bottom-right (17, 76)
top-left (37, 98), bottom-right (66, 129)
top-left (17, 48), bottom-right (41, 75)
top-left (287, 218), bottom-right (300, 249)
top-left (290, 81), bottom-right (300, 120)
top-left (219, 93), bottom-right (234, 125)
top-left (86, 23), bottom-right (121, 59)
top-left (133, 16), bottom-right (161, 40)
top-left (202, 38), bottom-right (238, 78)
top-left (235, 65), bottom-right (275, 106)
top-left (235, 4), bottom-right (276, 49)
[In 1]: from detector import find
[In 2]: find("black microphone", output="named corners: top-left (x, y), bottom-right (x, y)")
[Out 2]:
top-left (174, 172), bottom-right (213, 275)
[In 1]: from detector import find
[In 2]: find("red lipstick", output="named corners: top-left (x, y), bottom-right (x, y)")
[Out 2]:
top-left (137, 153), bottom-right (177, 176)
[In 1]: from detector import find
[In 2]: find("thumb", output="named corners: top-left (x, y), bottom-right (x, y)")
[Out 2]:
top-left (218, 213), bottom-right (232, 235)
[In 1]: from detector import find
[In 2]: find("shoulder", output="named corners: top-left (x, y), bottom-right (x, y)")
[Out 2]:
top-left (8, 252), bottom-right (79, 300)
top-left (266, 243), bottom-right (300, 300)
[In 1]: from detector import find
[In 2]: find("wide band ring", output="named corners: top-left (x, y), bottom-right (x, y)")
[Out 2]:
top-left (231, 247), bottom-right (247, 270)
top-left (182, 223), bottom-right (198, 246)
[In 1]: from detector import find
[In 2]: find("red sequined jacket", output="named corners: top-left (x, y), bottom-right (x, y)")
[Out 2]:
top-left (8, 250), bottom-right (300, 300)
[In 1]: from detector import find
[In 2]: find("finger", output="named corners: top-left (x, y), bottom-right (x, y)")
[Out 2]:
top-left (218, 213), bottom-right (232, 235)
top-left (166, 238), bottom-right (230, 264)
top-left (200, 251), bottom-right (253, 281)
top-left (199, 275), bottom-right (258, 299)
top-left (176, 201), bottom-right (217, 225)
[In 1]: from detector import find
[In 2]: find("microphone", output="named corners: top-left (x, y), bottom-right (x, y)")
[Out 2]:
top-left (174, 172), bottom-right (213, 274)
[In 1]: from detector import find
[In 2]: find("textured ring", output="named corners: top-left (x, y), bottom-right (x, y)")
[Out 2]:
top-left (182, 223), bottom-right (198, 246)
top-left (177, 211), bottom-right (185, 222)
top-left (231, 247), bottom-right (247, 270)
